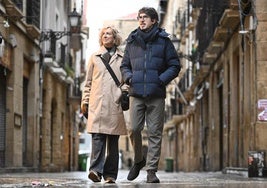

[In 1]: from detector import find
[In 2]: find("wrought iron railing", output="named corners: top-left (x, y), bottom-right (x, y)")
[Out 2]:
top-left (195, 0), bottom-right (229, 59)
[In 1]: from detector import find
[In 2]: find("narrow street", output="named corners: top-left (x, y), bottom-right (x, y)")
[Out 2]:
top-left (1, 1), bottom-right (267, 188)
top-left (1, 169), bottom-right (267, 187)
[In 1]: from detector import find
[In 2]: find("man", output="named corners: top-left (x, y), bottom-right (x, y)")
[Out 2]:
top-left (120, 7), bottom-right (181, 183)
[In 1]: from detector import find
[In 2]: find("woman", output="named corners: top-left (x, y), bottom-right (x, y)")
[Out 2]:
top-left (81, 26), bottom-right (127, 183)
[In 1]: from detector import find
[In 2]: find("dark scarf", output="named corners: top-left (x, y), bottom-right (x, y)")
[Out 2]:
top-left (106, 46), bottom-right (116, 56)
top-left (101, 46), bottom-right (116, 63)
top-left (135, 25), bottom-right (159, 49)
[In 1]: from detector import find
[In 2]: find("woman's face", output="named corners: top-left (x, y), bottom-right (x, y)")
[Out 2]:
top-left (102, 28), bottom-right (114, 48)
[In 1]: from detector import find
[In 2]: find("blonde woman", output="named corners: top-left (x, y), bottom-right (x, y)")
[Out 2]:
top-left (81, 26), bottom-right (127, 183)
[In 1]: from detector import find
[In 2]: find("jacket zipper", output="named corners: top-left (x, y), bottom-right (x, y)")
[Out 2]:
top-left (144, 44), bottom-right (152, 97)
top-left (144, 51), bottom-right (147, 96)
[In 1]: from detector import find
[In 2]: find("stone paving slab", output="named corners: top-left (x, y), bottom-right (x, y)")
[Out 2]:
top-left (1, 170), bottom-right (267, 187)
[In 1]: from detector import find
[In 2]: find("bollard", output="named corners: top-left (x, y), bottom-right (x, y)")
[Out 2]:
top-left (165, 157), bottom-right (174, 172)
top-left (78, 154), bottom-right (88, 171)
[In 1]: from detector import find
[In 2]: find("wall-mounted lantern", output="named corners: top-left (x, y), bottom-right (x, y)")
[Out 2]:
top-left (39, 8), bottom-right (81, 42)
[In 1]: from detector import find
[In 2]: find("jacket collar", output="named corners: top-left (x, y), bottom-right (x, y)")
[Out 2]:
top-left (126, 27), bottom-right (170, 43)
top-left (96, 46), bottom-right (123, 58)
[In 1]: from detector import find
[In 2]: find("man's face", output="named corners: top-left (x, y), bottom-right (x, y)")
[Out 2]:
top-left (137, 13), bottom-right (156, 32)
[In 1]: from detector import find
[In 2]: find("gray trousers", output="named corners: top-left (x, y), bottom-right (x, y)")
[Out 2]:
top-left (89, 133), bottom-right (119, 179)
top-left (128, 97), bottom-right (165, 171)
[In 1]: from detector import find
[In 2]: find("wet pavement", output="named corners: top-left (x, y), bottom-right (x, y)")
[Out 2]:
top-left (1, 169), bottom-right (267, 187)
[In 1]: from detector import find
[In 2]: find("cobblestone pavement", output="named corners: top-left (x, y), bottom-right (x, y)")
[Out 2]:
top-left (1, 170), bottom-right (267, 187)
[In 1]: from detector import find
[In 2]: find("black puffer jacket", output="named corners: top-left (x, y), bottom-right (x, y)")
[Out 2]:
top-left (120, 27), bottom-right (181, 98)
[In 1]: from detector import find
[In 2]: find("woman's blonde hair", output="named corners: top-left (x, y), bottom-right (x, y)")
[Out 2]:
top-left (99, 26), bottom-right (122, 46)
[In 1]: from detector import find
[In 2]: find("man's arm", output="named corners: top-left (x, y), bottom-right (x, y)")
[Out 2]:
top-left (159, 38), bottom-right (181, 85)
top-left (120, 45), bottom-right (133, 85)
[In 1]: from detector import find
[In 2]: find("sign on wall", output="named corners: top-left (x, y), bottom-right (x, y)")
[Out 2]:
top-left (258, 99), bottom-right (267, 121)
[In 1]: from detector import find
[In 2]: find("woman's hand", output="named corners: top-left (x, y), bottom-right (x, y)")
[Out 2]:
top-left (81, 103), bottom-right (88, 118)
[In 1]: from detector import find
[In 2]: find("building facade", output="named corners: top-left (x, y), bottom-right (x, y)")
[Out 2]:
top-left (0, 0), bottom-right (41, 171)
top-left (0, 0), bottom-right (87, 172)
top-left (160, 0), bottom-right (267, 172)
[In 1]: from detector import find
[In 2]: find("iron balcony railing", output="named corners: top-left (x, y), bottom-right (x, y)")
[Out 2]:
top-left (194, 0), bottom-right (229, 59)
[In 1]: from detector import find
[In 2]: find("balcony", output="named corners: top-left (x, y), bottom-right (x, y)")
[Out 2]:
top-left (26, 24), bottom-right (40, 39)
top-left (207, 41), bottom-right (224, 54)
top-left (65, 77), bottom-right (74, 85)
top-left (195, 0), bottom-right (229, 57)
top-left (43, 56), bottom-right (57, 67)
top-left (203, 52), bottom-right (217, 64)
top-left (187, 22), bottom-right (195, 31)
top-left (219, 9), bottom-right (240, 30)
top-left (213, 26), bottom-right (229, 42)
top-left (5, 4), bottom-right (23, 21)
top-left (50, 67), bottom-right (67, 78)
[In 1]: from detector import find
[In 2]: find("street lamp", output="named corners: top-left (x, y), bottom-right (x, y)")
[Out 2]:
top-left (39, 8), bottom-right (81, 42)
top-left (68, 8), bottom-right (81, 32)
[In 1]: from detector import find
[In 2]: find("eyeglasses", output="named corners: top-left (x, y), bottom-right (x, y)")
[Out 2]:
top-left (137, 15), bottom-right (149, 21)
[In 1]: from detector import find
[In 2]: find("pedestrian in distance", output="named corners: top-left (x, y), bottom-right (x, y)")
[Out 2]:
top-left (81, 26), bottom-right (128, 184)
top-left (120, 7), bottom-right (181, 183)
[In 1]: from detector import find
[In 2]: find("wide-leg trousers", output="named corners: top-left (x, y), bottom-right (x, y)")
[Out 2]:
top-left (89, 133), bottom-right (119, 179)
top-left (128, 97), bottom-right (165, 171)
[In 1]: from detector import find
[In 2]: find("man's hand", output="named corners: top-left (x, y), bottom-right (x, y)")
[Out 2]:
top-left (126, 78), bottom-right (132, 85)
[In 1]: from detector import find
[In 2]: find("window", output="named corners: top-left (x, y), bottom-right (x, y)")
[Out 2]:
top-left (26, 0), bottom-right (40, 28)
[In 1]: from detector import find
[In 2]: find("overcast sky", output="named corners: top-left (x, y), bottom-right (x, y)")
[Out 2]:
top-left (86, 0), bottom-right (158, 57)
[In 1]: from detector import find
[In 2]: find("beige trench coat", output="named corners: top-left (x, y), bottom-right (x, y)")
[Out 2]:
top-left (81, 46), bottom-right (127, 135)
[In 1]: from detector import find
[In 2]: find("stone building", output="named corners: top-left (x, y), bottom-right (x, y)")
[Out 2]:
top-left (0, 0), bottom-right (87, 172)
top-left (160, 0), bottom-right (267, 172)
top-left (0, 0), bottom-right (41, 171)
